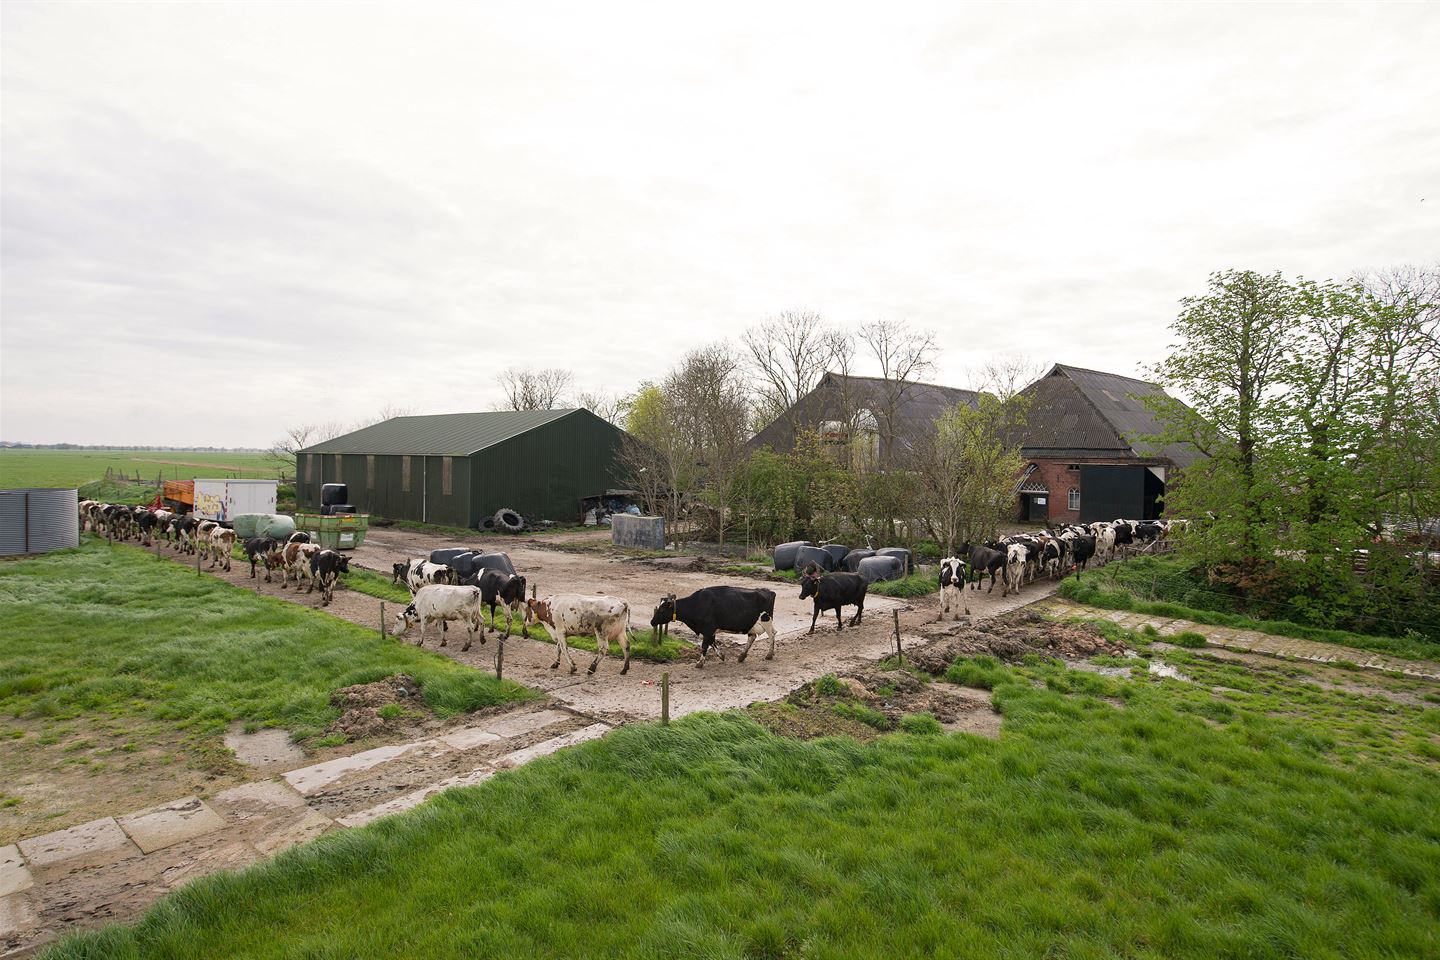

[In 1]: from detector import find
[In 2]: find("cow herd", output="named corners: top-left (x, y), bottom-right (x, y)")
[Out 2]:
top-left (78, 500), bottom-right (352, 605)
top-left (938, 518), bottom-right (1188, 618)
top-left (79, 497), bottom-right (1185, 676)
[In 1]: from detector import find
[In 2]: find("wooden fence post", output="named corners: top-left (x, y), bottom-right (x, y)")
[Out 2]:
top-left (495, 636), bottom-right (505, 681)
top-left (660, 672), bottom-right (670, 725)
top-left (892, 609), bottom-right (902, 664)
top-left (380, 601), bottom-right (386, 640)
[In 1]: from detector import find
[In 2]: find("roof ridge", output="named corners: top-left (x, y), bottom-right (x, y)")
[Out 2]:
top-left (1050, 362), bottom-right (1159, 389)
top-left (825, 372), bottom-right (978, 394)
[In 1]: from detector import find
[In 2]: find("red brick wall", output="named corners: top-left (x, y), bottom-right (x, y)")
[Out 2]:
top-left (1026, 457), bottom-right (1141, 525)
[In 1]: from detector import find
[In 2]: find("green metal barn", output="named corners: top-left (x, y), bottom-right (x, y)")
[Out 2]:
top-left (295, 409), bottom-right (630, 527)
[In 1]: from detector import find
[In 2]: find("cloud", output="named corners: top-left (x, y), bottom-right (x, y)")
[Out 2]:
top-left (2, 0), bottom-right (1437, 445)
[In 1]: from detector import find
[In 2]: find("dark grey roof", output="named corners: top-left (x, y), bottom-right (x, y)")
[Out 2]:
top-left (1016, 365), bottom-right (1201, 468)
top-left (299, 409), bottom-right (582, 456)
top-left (748, 373), bottom-right (981, 451)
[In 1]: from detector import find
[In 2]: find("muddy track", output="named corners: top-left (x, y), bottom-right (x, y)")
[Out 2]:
top-left (163, 527), bottom-right (1060, 721)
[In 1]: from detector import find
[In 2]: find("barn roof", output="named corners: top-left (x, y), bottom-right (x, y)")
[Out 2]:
top-left (298, 408), bottom-right (586, 456)
top-left (1016, 364), bottom-right (1201, 468)
top-left (748, 372), bottom-right (982, 451)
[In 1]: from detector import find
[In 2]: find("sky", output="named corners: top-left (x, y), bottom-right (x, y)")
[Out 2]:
top-left (2, 1), bottom-right (1436, 447)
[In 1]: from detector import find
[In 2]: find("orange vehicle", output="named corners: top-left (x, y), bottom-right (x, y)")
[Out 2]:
top-left (161, 480), bottom-right (194, 511)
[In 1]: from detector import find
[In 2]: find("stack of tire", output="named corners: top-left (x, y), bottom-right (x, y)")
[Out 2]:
top-left (480, 508), bottom-right (525, 533)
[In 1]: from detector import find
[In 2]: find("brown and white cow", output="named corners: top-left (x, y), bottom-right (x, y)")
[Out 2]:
top-left (391, 584), bottom-right (487, 650)
top-left (525, 594), bottom-right (632, 675)
top-left (208, 527), bottom-right (236, 571)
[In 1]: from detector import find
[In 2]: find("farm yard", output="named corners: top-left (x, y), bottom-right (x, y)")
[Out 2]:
top-left (3, 519), bottom-right (1439, 958)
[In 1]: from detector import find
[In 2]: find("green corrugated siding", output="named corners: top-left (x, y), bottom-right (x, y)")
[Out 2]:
top-left (297, 410), bottom-right (626, 527)
top-left (469, 411), bottom-right (627, 523)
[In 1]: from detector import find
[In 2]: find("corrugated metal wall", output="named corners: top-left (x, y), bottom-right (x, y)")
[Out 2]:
top-left (297, 453), bottom-right (471, 526)
top-left (470, 413), bottom-right (627, 523)
top-left (297, 410), bottom-right (626, 527)
top-left (0, 488), bottom-right (80, 556)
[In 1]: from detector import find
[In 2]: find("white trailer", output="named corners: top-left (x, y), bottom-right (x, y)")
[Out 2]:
top-left (192, 479), bottom-right (278, 523)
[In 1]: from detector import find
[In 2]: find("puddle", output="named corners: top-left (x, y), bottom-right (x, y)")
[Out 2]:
top-left (1072, 662), bottom-right (1135, 678)
top-left (225, 723), bottom-right (308, 772)
top-left (1148, 660), bottom-right (1190, 682)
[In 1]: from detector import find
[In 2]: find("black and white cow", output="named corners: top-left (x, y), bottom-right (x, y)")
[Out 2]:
top-left (393, 559), bottom-right (457, 594)
top-left (309, 549), bottom-right (350, 605)
top-left (958, 543), bottom-right (1008, 594)
top-left (1069, 535), bottom-right (1097, 579)
top-left (938, 557), bottom-right (966, 620)
top-left (392, 584), bottom-right (487, 651)
top-left (650, 586), bottom-right (777, 667)
top-left (469, 569), bottom-right (529, 637)
top-left (243, 537), bottom-right (278, 579)
top-left (799, 567), bottom-right (867, 634)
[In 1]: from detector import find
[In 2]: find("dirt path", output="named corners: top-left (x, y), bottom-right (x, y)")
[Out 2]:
top-left (250, 526), bottom-right (1060, 719)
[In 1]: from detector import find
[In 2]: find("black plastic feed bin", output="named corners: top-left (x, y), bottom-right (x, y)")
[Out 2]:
top-left (794, 545), bottom-right (835, 574)
top-left (446, 552), bottom-right (479, 579)
top-left (821, 544), bottom-right (850, 566)
top-left (875, 547), bottom-right (913, 574)
top-left (430, 548), bottom-right (471, 565)
top-left (321, 484), bottom-right (348, 507)
top-left (857, 555), bottom-right (904, 583)
top-left (772, 541), bottom-right (810, 571)
top-left (472, 552), bottom-right (516, 577)
top-left (842, 548), bottom-right (875, 572)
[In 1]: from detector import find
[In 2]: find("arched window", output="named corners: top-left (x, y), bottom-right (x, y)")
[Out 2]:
top-left (1068, 488), bottom-right (1080, 511)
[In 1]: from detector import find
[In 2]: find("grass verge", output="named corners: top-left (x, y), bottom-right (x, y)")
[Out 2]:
top-left (1059, 557), bottom-right (1440, 661)
top-left (46, 646), bottom-right (1440, 960)
top-left (0, 540), bottom-right (534, 747)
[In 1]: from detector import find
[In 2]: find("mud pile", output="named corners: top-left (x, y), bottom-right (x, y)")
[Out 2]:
top-left (909, 611), bottom-right (1127, 674)
top-left (326, 674), bottom-right (425, 740)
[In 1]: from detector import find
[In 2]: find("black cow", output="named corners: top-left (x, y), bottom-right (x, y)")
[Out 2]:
top-left (243, 537), bottom-right (279, 580)
top-left (309, 549), bottom-right (350, 605)
top-left (135, 510), bottom-right (159, 546)
top-left (1134, 522), bottom-right (1162, 548)
top-left (1069, 535), bottom-right (1097, 579)
top-left (650, 586), bottom-right (777, 667)
top-left (958, 543), bottom-right (1007, 593)
top-left (1111, 522), bottom-right (1134, 556)
top-left (799, 568), bottom-right (867, 633)
top-left (471, 569), bottom-right (529, 637)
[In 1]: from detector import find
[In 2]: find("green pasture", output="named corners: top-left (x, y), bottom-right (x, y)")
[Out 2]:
top-left (45, 619), bottom-right (1440, 959)
top-left (0, 449), bottom-right (281, 490)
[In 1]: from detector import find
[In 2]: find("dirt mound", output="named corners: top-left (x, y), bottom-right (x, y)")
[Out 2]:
top-left (909, 611), bottom-right (1127, 674)
top-left (327, 674), bottom-right (426, 741)
top-left (754, 668), bottom-right (1002, 742)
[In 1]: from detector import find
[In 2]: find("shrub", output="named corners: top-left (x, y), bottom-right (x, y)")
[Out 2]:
top-left (815, 674), bottom-right (845, 697)
top-left (1171, 631), bottom-right (1207, 648)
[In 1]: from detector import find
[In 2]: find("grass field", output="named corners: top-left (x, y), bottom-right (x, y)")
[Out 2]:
top-left (0, 539), bottom-right (533, 842)
top-left (1059, 555), bottom-right (1440, 661)
top-left (44, 622), bottom-right (1440, 959)
top-left (0, 449), bottom-right (282, 489)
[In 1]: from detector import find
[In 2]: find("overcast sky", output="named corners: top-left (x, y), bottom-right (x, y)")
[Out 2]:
top-left (2, 1), bottom-right (1436, 447)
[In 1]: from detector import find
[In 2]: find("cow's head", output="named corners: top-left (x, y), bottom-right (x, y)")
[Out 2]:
top-left (939, 559), bottom-right (957, 587)
top-left (525, 598), bottom-right (553, 628)
top-left (391, 562), bottom-right (409, 584)
top-left (390, 603), bottom-right (419, 635)
top-left (650, 594), bottom-right (676, 630)
top-left (336, 555), bottom-right (351, 574)
top-left (798, 566), bottom-right (823, 600)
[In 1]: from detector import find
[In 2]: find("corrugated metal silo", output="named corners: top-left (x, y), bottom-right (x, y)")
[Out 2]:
top-left (0, 488), bottom-right (80, 556)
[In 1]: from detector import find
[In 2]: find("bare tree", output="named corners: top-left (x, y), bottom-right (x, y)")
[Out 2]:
top-left (743, 311), bottom-right (848, 434)
top-left (499, 368), bottom-right (574, 410)
top-left (267, 421), bottom-right (346, 480)
top-left (373, 403), bottom-right (418, 422)
top-left (972, 355), bottom-right (1047, 401)
top-left (665, 345), bottom-right (751, 544)
top-left (858, 319), bottom-right (938, 465)
top-left (576, 390), bottom-right (627, 425)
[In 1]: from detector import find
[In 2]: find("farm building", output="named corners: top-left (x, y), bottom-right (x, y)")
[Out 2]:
top-left (1012, 364), bottom-right (1202, 524)
top-left (295, 409), bottom-right (630, 527)
top-left (747, 372), bottom-right (981, 464)
top-left (746, 364), bottom-right (1202, 524)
